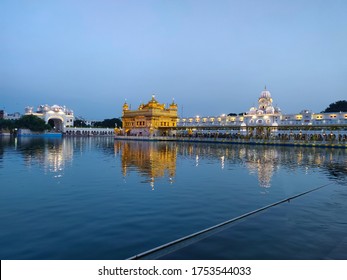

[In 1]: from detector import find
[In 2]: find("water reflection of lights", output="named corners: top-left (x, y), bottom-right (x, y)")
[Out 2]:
top-left (245, 149), bottom-right (278, 188)
top-left (115, 141), bottom-right (177, 189)
top-left (19, 138), bottom-right (73, 178)
top-left (45, 141), bottom-right (73, 177)
top-left (115, 141), bottom-right (347, 190)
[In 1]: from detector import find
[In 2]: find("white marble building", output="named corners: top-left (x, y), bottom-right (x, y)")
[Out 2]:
top-left (25, 105), bottom-right (74, 132)
top-left (177, 87), bottom-right (347, 138)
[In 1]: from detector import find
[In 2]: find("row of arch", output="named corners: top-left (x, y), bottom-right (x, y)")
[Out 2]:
top-left (64, 129), bottom-right (114, 136)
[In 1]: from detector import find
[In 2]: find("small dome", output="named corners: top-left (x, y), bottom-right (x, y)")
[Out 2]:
top-left (257, 109), bottom-right (264, 115)
top-left (38, 105), bottom-right (50, 112)
top-left (249, 107), bottom-right (257, 114)
top-left (274, 107), bottom-right (281, 113)
top-left (266, 106), bottom-right (275, 114)
top-left (260, 90), bottom-right (271, 99)
top-left (122, 102), bottom-right (129, 110)
top-left (260, 86), bottom-right (271, 99)
top-left (149, 95), bottom-right (158, 103)
top-left (51, 105), bottom-right (61, 112)
top-left (170, 98), bottom-right (177, 109)
top-left (25, 107), bottom-right (33, 114)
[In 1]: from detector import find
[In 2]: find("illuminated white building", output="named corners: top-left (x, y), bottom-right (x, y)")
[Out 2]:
top-left (177, 87), bottom-right (347, 138)
top-left (25, 105), bottom-right (74, 132)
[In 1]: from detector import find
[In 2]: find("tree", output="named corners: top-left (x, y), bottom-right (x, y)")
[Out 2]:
top-left (227, 113), bottom-right (237, 116)
top-left (93, 118), bottom-right (122, 128)
top-left (16, 115), bottom-right (51, 132)
top-left (322, 100), bottom-right (347, 113)
top-left (74, 119), bottom-right (88, 127)
top-left (0, 119), bottom-right (15, 131)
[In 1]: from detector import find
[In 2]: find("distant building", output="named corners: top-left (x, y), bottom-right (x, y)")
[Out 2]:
top-left (85, 120), bottom-right (98, 127)
top-left (25, 105), bottom-right (74, 132)
top-left (4, 112), bottom-right (22, 120)
top-left (121, 95), bottom-right (178, 136)
top-left (177, 87), bottom-right (347, 138)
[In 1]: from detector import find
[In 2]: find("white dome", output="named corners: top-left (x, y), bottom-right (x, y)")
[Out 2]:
top-left (260, 90), bottom-right (271, 99)
top-left (257, 109), bottom-right (264, 115)
top-left (249, 107), bottom-right (257, 114)
top-left (266, 106), bottom-right (275, 114)
top-left (25, 107), bottom-right (33, 114)
top-left (38, 105), bottom-right (50, 112)
top-left (51, 105), bottom-right (61, 112)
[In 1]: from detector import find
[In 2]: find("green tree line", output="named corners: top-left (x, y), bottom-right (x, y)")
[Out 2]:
top-left (0, 115), bottom-right (51, 132)
top-left (74, 118), bottom-right (122, 128)
top-left (322, 100), bottom-right (347, 113)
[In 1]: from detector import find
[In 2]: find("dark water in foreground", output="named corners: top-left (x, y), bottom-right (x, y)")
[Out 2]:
top-left (0, 137), bottom-right (346, 259)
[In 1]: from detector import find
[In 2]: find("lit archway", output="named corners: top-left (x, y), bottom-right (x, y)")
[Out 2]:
top-left (48, 117), bottom-right (63, 132)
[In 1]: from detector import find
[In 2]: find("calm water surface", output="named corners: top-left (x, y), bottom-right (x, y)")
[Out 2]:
top-left (0, 137), bottom-right (346, 259)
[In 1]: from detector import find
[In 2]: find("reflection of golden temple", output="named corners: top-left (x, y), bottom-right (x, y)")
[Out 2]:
top-left (121, 95), bottom-right (178, 137)
top-left (114, 141), bottom-right (177, 189)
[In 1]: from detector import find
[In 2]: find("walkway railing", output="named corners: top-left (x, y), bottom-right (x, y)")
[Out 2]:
top-left (114, 135), bottom-right (347, 148)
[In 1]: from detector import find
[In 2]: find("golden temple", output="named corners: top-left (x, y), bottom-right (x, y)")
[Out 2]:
top-left (121, 95), bottom-right (178, 136)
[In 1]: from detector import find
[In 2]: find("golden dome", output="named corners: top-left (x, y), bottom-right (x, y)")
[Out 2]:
top-left (169, 98), bottom-right (177, 109)
top-left (142, 95), bottom-right (165, 110)
top-left (122, 101), bottom-right (129, 110)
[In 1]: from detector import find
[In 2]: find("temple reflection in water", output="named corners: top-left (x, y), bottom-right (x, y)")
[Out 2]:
top-left (114, 140), bottom-right (346, 189)
top-left (245, 148), bottom-right (278, 188)
top-left (3, 137), bottom-right (345, 188)
top-left (114, 141), bottom-right (177, 189)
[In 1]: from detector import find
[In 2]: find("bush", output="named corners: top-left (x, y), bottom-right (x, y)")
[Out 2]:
top-left (16, 115), bottom-right (51, 132)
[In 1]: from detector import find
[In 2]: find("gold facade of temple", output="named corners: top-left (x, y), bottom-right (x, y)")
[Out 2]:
top-left (121, 95), bottom-right (178, 136)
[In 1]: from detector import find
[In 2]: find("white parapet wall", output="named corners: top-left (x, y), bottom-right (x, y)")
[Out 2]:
top-left (64, 127), bottom-right (114, 136)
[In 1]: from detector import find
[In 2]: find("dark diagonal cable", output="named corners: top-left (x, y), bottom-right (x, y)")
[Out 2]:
top-left (128, 182), bottom-right (333, 260)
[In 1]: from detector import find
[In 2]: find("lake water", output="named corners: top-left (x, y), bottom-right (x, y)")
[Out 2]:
top-left (0, 137), bottom-right (346, 259)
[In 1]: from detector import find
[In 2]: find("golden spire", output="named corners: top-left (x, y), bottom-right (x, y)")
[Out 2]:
top-left (122, 99), bottom-right (129, 111)
top-left (170, 98), bottom-right (177, 109)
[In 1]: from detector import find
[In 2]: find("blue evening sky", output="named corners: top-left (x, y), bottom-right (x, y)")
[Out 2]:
top-left (1, 0), bottom-right (346, 119)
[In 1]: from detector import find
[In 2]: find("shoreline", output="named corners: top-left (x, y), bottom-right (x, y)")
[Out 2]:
top-left (114, 135), bottom-right (347, 149)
